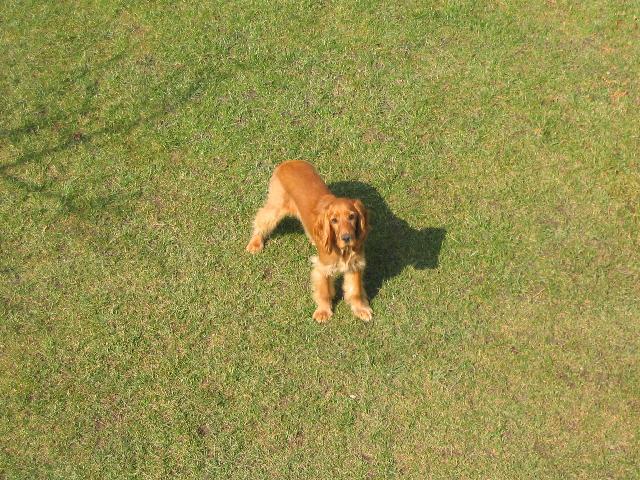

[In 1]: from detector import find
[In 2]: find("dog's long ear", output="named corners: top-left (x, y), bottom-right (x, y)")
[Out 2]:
top-left (313, 201), bottom-right (334, 254)
top-left (353, 199), bottom-right (369, 244)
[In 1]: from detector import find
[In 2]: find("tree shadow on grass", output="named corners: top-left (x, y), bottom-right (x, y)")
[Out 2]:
top-left (271, 181), bottom-right (445, 301)
top-left (0, 48), bottom-right (228, 221)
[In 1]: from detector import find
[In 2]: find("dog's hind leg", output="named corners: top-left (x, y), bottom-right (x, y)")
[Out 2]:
top-left (246, 176), bottom-right (291, 253)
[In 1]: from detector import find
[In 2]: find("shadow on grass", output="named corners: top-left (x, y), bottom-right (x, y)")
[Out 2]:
top-left (272, 181), bottom-right (445, 301)
top-left (0, 49), bottom-right (227, 220)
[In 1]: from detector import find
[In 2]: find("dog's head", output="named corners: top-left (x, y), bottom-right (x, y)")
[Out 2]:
top-left (314, 196), bottom-right (369, 254)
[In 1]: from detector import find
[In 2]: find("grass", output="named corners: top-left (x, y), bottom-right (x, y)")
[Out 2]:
top-left (1, 0), bottom-right (639, 478)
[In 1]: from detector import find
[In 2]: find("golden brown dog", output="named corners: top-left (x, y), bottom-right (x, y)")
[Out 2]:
top-left (246, 160), bottom-right (372, 322)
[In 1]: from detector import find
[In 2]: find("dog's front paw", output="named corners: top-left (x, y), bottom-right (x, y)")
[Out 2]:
top-left (245, 236), bottom-right (264, 253)
top-left (352, 305), bottom-right (372, 322)
top-left (313, 308), bottom-right (333, 323)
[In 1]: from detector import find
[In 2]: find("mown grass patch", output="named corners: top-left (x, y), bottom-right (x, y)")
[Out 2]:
top-left (1, 1), bottom-right (638, 478)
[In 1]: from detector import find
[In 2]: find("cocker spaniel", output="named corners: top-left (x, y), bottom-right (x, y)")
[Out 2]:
top-left (246, 160), bottom-right (372, 322)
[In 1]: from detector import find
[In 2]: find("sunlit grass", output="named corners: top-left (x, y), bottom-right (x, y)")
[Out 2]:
top-left (1, 1), bottom-right (638, 478)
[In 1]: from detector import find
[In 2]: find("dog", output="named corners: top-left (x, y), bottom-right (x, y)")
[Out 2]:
top-left (246, 160), bottom-right (372, 322)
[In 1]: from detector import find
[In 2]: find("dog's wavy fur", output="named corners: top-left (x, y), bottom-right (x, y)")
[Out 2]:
top-left (246, 160), bottom-right (372, 322)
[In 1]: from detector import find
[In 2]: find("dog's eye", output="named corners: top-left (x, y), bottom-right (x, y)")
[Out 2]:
top-left (348, 213), bottom-right (355, 220)
top-left (331, 218), bottom-right (338, 224)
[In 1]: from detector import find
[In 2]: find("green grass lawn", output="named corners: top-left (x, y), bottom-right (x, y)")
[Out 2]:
top-left (1, 0), bottom-right (639, 478)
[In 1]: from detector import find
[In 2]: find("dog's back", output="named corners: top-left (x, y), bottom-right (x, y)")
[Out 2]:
top-left (275, 160), bottom-right (330, 209)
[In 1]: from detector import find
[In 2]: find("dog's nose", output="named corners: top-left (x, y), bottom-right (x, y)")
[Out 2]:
top-left (341, 234), bottom-right (351, 243)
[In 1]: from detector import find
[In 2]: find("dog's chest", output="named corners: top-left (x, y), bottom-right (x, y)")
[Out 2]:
top-left (311, 252), bottom-right (366, 276)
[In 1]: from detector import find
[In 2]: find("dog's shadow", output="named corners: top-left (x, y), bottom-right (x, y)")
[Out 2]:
top-left (272, 181), bottom-right (446, 301)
